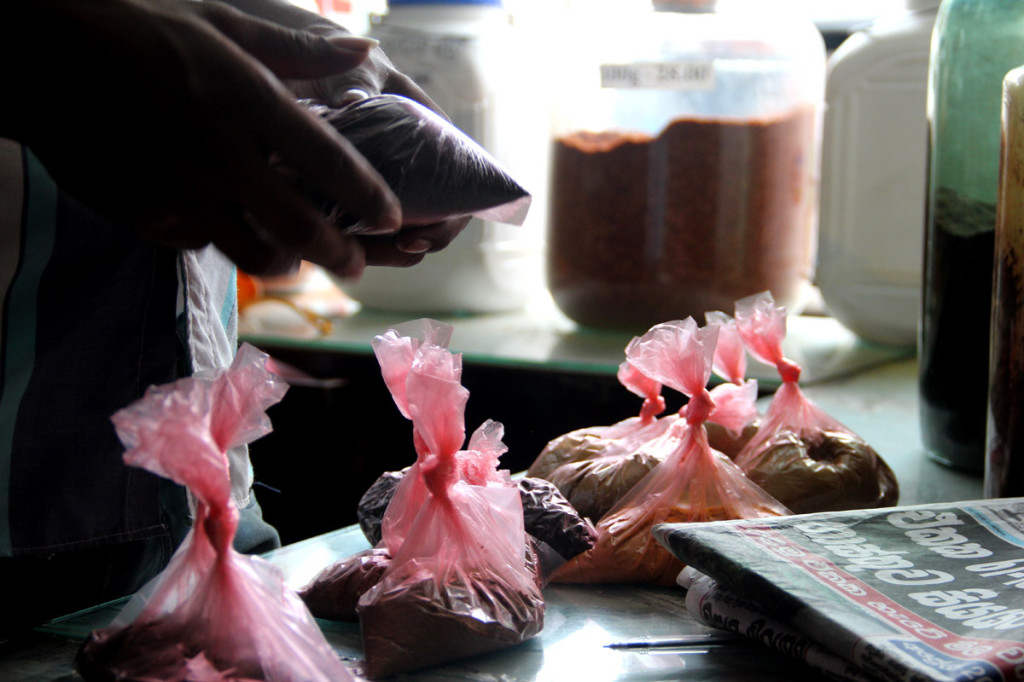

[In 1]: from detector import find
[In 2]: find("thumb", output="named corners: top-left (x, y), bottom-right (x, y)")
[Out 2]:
top-left (195, 2), bottom-right (375, 79)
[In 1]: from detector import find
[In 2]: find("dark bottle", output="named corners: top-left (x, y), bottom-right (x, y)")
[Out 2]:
top-left (919, 0), bottom-right (1024, 473)
top-left (986, 65), bottom-right (1024, 497)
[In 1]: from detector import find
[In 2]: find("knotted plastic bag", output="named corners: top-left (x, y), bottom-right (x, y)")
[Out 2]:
top-left (732, 291), bottom-right (899, 513)
top-left (527, 357), bottom-right (677, 521)
top-left (299, 319), bottom-right (456, 623)
top-left (704, 309), bottom-right (761, 458)
top-left (353, 469), bottom-right (596, 596)
top-left (370, 319), bottom-right (458, 553)
top-left (552, 318), bottom-right (788, 586)
top-left (75, 344), bottom-right (355, 682)
top-left (302, 421), bottom-right (581, 623)
top-left (353, 322), bottom-right (544, 678)
top-left (308, 95), bottom-right (532, 227)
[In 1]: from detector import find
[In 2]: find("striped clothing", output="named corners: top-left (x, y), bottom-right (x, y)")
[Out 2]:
top-left (0, 139), bottom-right (250, 558)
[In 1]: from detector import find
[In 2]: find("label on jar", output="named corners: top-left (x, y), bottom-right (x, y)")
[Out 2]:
top-left (600, 61), bottom-right (715, 90)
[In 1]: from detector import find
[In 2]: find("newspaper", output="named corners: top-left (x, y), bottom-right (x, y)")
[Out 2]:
top-left (652, 498), bottom-right (1024, 682)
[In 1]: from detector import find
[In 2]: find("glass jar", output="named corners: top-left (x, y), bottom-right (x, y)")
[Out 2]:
top-left (339, 0), bottom-right (549, 314)
top-left (986, 65), bottom-right (1024, 498)
top-left (546, 0), bottom-right (825, 331)
top-left (919, 0), bottom-right (1024, 473)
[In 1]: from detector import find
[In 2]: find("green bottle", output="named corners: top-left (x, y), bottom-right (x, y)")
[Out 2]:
top-left (920, 0), bottom-right (1024, 472)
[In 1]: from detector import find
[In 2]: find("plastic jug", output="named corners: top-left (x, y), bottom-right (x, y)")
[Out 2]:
top-left (816, 0), bottom-right (939, 348)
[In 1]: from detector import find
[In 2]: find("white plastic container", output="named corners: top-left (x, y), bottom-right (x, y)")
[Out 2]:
top-left (815, 0), bottom-right (940, 347)
top-left (339, 0), bottom-right (548, 315)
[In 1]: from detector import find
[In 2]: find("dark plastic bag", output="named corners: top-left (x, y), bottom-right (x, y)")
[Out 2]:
top-left (309, 95), bottom-right (531, 227)
top-left (298, 547), bottom-right (392, 623)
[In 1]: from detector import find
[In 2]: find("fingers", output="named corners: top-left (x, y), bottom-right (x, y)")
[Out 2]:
top-left (357, 217), bottom-right (471, 267)
top-left (197, 207), bottom-right (294, 277)
top-left (216, 141), bottom-right (369, 278)
top-left (182, 13), bottom-right (403, 247)
top-left (196, 1), bottom-right (377, 80)
top-left (397, 218), bottom-right (471, 254)
top-left (359, 237), bottom-right (427, 268)
top-left (264, 100), bottom-right (403, 235)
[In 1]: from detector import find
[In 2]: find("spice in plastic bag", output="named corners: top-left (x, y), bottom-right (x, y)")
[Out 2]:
top-left (732, 291), bottom-right (899, 513)
top-left (527, 360), bottom-right (674, 519)
top-left (545, 448), bottom-right (665, 522)
top-left (298, 548), bottom-right (391, 623)
top-left (75, 344), bottom-right (355, 682)
top-left (746, 430), bottom-right (898, 514)
top-left (553, 319), bottom-right (787, 586)
top-left (308, 95), bottom-right (531, 227)
top-left (353, 320), bottom-right (544, 678)
top-left (530, 319), bottom-right (761, 523)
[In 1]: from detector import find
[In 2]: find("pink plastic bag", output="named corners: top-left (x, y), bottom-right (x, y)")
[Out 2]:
top-left (355, 323), bottom-right (544, 678)
top-left (303, 321), bottom-right (588, 626)
top-left (527, 359), bottom-right (670, 478)
top-left (371, 319), bottom-right (462, 553)
top-left (704, 309), bottom-right (762, 458)
top-left (298, 321), bottom-right (476, 624)
top-left (525, 355), bottom-right (676, 521)
top-left (732, 291), bottom-right (899, 513)
top-left (75, 344), bottom-right (355, 682)
top-left (552, 318), bottom-right (789, 586)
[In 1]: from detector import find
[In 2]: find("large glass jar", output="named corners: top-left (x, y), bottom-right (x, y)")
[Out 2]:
top-left (546, 0), bottom-right (825, 331)
top-left (339, 0), bottom-right (549, 315)
top-left (919, 0), bottom-right (1024, 473)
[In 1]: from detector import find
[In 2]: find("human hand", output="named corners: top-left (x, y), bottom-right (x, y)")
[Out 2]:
top-left (301, 49), bottom-right (471, 268)
top-left (219, 0), bottom-right (471, 266)
top-left (5, 0), bottom-right (404, 278)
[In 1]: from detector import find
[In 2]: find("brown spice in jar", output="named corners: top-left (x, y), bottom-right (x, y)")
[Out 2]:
top-left (548, 108), bottom-right (816, 330)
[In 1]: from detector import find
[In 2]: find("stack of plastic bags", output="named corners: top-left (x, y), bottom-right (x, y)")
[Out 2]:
top-left (552, 317), bottom-right (789, 585)
top-left (298, 320), bottom-right (551, 679)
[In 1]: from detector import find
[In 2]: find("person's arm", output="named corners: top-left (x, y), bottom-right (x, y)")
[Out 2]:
top-left (1, 0), bottom-right (404, 278)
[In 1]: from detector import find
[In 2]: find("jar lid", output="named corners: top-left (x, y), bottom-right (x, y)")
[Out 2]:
top-left (652, 0), bottom-right (717, 12)
top-left (388, 0), bottom-right (503, 6)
